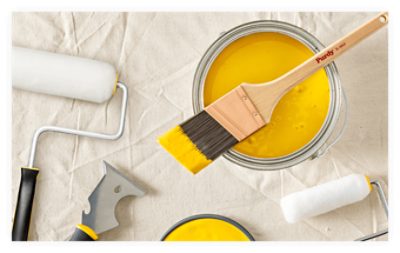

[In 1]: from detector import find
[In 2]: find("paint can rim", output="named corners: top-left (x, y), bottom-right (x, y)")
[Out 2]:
top-left (160, 213), bottom-right (255, 241)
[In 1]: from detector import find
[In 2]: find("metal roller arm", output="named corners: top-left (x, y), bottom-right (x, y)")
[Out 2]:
top-left (355, 180), bottom-right (389, 241)
top-left (27, 82), bottom-right (128, 168)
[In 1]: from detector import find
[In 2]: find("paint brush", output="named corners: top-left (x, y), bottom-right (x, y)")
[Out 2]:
top-left (158, 12), bottom-right (388, 174)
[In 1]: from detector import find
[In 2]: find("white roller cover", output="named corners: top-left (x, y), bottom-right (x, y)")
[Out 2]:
top-left (280, 174), bottom-right (372, 223)
top-left (12, 47), bottom-right (117, 103)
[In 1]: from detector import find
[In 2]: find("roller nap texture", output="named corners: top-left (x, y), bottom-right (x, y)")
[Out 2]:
top-left (12, 47), bottom-right (117, 103)
top-left (280, 174), bottom-right (372, 223)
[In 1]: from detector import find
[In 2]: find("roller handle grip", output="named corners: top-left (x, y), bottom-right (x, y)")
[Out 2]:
top-left (12, 168), bottom-right (39, 241)
top-left (69, 225), bottom-right (98, 241)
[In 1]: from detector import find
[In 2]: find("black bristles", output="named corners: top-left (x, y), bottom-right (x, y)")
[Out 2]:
top-left (180, 110), bottom-right (238, 160)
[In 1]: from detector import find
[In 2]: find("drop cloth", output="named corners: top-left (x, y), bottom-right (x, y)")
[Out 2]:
top-left (12, 12), bottom-right (388, 241)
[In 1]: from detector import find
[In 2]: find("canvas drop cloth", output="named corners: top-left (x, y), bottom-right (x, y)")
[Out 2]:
top-left (12, 12), bottom-right (388, 241)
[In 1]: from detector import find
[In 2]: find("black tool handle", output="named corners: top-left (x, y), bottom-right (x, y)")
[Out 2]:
top-left (70, 224), bottom-right (97, 241)
top-left (12, 167), bottom-right (39, 241)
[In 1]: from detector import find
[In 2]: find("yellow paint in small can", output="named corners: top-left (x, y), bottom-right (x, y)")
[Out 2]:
top-left (162, 214), bottom-right (254, 241)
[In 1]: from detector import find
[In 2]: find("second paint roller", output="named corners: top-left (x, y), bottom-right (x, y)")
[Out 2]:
top-left (281, 174), bottom-right (373, 223)
top-left (280, 174), bottom-right (388, 240)
top-left (12, 47), bottom-right (128, 241)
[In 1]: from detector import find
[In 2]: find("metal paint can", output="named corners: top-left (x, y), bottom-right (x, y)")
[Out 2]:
top-left (161, 214), bottom-right (255, 241)
top-left (192, 20), bottom-right (345, 171)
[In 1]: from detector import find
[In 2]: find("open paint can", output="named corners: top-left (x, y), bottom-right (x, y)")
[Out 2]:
top-left (161, 214), bottom-right (255, 241)
top-left (193, 20), bottom-right (345, 170)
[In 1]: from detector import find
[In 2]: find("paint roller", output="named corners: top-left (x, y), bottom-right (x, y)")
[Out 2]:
top-left (13, 47), bottom-right (118, 103)
top-left (280, 174), bottom-right (388, 240)
top-left (12, 47), bottom-right (128, 241)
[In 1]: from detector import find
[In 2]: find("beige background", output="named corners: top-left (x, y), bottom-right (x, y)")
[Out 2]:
top-left (12, 12), bottom-right (387, 241)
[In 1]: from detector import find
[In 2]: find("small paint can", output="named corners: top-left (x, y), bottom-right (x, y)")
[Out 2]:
top-left (192, 20), bottom-right (346, 171)
top-left (161, 214), bottom-right (255, 241)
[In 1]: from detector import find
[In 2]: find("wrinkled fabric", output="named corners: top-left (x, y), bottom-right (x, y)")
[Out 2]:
top-left (12, 12), bottom-right (387, 241)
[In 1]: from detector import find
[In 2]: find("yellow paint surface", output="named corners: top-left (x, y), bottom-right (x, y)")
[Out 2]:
top-left (163, 218), bottom-right (251, 241)
top-left (158, 126), bottom-right (211, 174)
top-left (204, 32), bottom-right (330, 158)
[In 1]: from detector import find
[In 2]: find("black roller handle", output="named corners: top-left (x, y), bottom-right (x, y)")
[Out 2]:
top-left (69, 224), bottom-right (97, 241)
top-left (12, 167), bottom-right (39, 241)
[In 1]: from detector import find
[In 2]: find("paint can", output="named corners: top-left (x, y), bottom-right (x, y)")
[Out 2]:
top-left (161, 214), bottom-right (255, 241)
top-left (192, 20), bottom-right (346, 171)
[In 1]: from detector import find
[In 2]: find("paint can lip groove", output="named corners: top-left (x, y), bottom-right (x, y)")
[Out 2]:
top-left (160, 213), bottom-right (255, 241)
top-left (192, 20), bottom-right (343, 171)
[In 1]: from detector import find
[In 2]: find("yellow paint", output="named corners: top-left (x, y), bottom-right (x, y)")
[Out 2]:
top-left (164, 218), bottom-right (251, 241)
top-left (158, 126), bottom-right (211, 174)
top-left (365, 175), bottom-right (373, 192)
top-left (204, 32), bottom-right (330, 158)
top-left (112, 72), bottom-right (119, 95)
top-left (76, 224), bottom-right (98, 240)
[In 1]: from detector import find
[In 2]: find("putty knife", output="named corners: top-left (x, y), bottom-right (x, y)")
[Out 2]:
top-left (69, 161), bottom-right (145, 241)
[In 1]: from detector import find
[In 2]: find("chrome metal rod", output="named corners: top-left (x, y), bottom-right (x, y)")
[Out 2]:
top-left (371, 180), bottom-right (389, 217)
top-left (355, 180), bottom-right (389, 241)
top-left (356, 228), bottom-right (388, 241)
top-left (27, 82), bottom-right (128, 168)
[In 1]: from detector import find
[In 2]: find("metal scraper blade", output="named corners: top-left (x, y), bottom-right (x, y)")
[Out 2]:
top-left (81, 161), bottom-right (145, 235)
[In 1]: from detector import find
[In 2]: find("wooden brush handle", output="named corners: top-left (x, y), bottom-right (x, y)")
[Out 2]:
top-left (243, 12), bottom-right (388, 122)
top-left (274, 12), bottom-right (388, 90)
